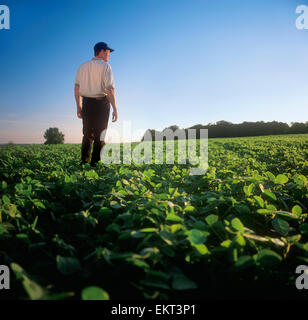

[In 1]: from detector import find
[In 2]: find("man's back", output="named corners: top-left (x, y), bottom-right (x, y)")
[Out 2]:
top-left (76, 58), bottom-right (114, 98)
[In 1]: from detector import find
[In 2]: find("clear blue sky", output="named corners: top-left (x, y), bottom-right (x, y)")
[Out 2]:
top-left (0, 0), bottom-right (307, 143)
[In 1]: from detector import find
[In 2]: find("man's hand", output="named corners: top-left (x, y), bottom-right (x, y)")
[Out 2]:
top-left (106, 88), bottom-right (118, 122)
top-left (112, 108), bottom-right (118, 122)
top-left (75, 84), bottom-right (82, 119)
top-left (77, 106), bottom-right (82, 119)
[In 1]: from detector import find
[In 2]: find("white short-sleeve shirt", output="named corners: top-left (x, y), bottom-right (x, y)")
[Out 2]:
top-left (75, 57), bottom-right (115, 98)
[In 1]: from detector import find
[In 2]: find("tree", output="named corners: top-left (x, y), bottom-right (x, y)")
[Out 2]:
top-left (140, 120), bottom-right (308, 141)
top-left (163, 125), bottom-right (180, 132)
top-left (290, 122), bottom-right (307, 134)
top-left (44, 127), bottom-right (64, 144)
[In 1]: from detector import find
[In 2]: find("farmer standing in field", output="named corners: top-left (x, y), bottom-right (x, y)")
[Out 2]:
top-left (74, 42), bottom-right (118, 167)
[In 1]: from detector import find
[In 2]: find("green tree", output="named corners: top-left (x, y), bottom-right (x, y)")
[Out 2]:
top-left (44, 127), bottom-right (65, 144)
top-left (163, 125), bottom-right (180, 132)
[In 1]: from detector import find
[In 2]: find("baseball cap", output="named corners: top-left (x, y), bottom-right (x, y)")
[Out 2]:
top-left (94, 42), bottom-right (114, 53)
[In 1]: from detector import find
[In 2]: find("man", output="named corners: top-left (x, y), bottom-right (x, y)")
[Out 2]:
top-left (74, 42), bottom-right (118, 167)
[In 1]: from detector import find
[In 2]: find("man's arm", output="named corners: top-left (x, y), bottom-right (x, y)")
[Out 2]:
top-left (106, 87), bottom-right (118, 122)
top-left (74, 84), bottom-right (82, 119)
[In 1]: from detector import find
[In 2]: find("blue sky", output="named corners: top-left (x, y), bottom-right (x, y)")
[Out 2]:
top-left (0, 0), bottom-right (308, 143)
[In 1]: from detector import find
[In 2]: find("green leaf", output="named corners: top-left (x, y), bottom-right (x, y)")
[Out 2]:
top-left (221, 239), bottom-right (232, 248)
top-left (139, 228), bottom-right (158, 233)
top-left (0, 224), bottom-right (6, 235)
top-left (275, 211), bottom-right (298, 220)
top-left (2, 203), bottom-right (18, 218)
top-left (192, 243), bottom-right (209, 255)
top-left (127, 258), bottom-right (150, 269)
top-left (143, 169), bottom-right (155, 178)
top-left (235, 233), bottom-right (246, 246)
top-left (275, 174), bottom-right (288, 184)
top-left (172, 274), bottom-right (197, 290)
top-left (32, 216), bottom-right (38, 229)
top-left (252, 172), bottom-right (264, 180)
top-left (81, 286), bottom-right (110, 300)
top-left (231, 218), bottom-right (244, 234)
top-left (122, 179), bottom-right (130, 185)
top-left (0, 222), bottom-right (15, 234)
top-left (33, 200), bottom-right (46, 209)
top-left (205, 214), bottom-right (218, 226)
top-left (106, 223), bottom-right (121, 233)
top-left (140, 271), bottom-right (171, 289)
top-left (243, 185), bottom-right (250, 196)
top-left (293, 174), bottom-right (306, 186)
top-left (10, 263), bottom-right (46, 300)
top-left (266, 172), bottom-right (275, 181)
top-left (244, 184), bottom-right (254, 196)
top-left (99, 207), bottom-right (112, 214)
top-left (188, 229), bottom-right (207, 245)
top-left (255, 249), bottom-right (282, 267)
top-left (292, 205), bottom-right (302, 217)
top-left (155, 193), bottom-right (169, 200)
top-left (16, 233), bottom-right (31, 244)
top-left (257, 208), bottom-right (274, 215)
top-left (267, 204), bottom-right (277, 211)
top-left (184, 205), bottom-right (196, 213)
top-left (254, 196), bottom-right (264, 208)
top-left (192, 221), bottom-right (209, 231)
top-left (130, 230), bottom-right (145, 238)
top-left (235, 204), bottom-right (250, 214)
top-left (2, 195), bottom-right (10, 204)
top-left (234, 256), bottom-right (254, 270)
top-left (263, 190), bottom-right (277, 201)
top-left (166, 213), bottom-right (183, 223)
top-left (147, 270), bottom-right (170, 280)
top-left (85, 170), bottom-right (99, 179)
top-left (211, 221), bottom-right (227, 240)
top-left (272, 217), bottom-right (289, 236)
top-left (171, 224), bottom-right (183, 233)
top-left (110, 201), bottom-right (122, 210)
top-left (15, 183), bottom-right (32, 196)
top-left (56, 256), bottom-right (81, 275)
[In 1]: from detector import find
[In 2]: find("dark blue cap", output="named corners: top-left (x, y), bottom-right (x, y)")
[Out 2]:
top-left (94, 42), bottom-right (114, 53)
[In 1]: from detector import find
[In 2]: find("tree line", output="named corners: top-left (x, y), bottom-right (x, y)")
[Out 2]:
top-left (141, 120), bottom-right (308, 141)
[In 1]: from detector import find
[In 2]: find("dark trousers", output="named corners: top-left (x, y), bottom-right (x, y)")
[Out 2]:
top-left (81, 96), bottom-right (110, 165)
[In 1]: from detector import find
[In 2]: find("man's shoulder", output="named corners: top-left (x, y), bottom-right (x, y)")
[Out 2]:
top-left (78, 60), bottom-right (90, 70)
top-left (79, 58), bottom-right (101, 66)
top-left (94, 59), bottom-right (111, 68)
top-left (78, 59), bottom-right (111, 70)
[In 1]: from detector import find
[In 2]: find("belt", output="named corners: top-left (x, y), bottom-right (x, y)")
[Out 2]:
top-left (83, 96), bottom-right (107, 100)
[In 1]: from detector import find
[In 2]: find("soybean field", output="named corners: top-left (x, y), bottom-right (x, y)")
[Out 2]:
top-left (0, 134), bottom-right (307, 300)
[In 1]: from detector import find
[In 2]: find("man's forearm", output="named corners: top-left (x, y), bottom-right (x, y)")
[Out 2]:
top-left (106, 88), bottom-right (117, 110)
top-left (74, 85), bottom-right (81, 110)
